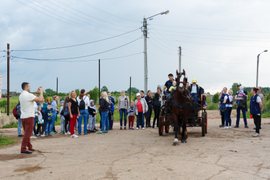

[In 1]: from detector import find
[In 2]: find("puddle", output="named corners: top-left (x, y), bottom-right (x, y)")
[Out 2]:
top-left (14, 165), bottom-right (42, 172)
top-left (0, 154), bottom-right (38, 161)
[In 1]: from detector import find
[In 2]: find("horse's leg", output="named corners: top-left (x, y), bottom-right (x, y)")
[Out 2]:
top-left (173, 114), bottom-right (179, 146)
top-left (181, 120), bottom-right (187, 143)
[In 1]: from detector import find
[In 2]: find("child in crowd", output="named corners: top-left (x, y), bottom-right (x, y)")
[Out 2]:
top-left (59, 100), bottom-right (65, 134)
top-left (88, 100), bottom-right (97, 132)
top-left (236, 86), bottom-right (246, 106)
top-left (37, 105), bottom-right (44, 137)
top-left (128, 101), bottom-right (135, 130)
top-left (169, 81), bottom-right (177, 92)
top-left (109, 99), bottom-right (114, 130)
top-left (45, 103), bottom-right (53, 136)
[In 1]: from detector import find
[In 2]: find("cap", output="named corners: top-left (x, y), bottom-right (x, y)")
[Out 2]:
top-left (168, 73), bottom-right (173, 77)
top-left (237, 84), bottom-right (242, 87)
top-left (192, 79), bottom-right (197, 83)
top-left (60, 100), bottom-right (64, 103)
top-left (136, 93), bottom-right (141, 97)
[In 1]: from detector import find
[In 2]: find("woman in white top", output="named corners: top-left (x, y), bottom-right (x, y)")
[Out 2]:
top-left (222, 90), bottom-right (234, 129)
top-left (76, 89), bottom-right (90, 135)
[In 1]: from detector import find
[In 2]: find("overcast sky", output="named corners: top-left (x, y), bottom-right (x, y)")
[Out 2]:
top-left (1, 0), bottom-right (270, 94)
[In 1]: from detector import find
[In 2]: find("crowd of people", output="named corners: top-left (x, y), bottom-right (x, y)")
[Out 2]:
top-left (218, 84), bottom-right (264, 137)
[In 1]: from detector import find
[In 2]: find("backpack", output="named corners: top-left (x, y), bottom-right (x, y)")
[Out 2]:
top-left (79, 97), bottom-right (86, 110)
top-left (13, 105), bottom-right (20, 119)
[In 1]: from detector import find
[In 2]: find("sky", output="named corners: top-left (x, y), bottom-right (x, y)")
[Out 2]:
top-left (0, 0), bottom-right (270, 94)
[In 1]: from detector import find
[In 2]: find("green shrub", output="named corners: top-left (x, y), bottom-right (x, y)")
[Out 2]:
top-left (207, 103), bottom-right (219, 110)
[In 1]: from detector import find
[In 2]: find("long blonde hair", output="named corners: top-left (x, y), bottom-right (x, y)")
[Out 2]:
top-left (102, 91), bottom-right (109, 102)
top-left (69, 91), bottom-right (77, 99)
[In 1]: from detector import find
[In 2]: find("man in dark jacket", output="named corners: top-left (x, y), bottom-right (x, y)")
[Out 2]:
top-left (163, 73), bottom-right (174, 95)
top-left (188, 79), bottom-right (204, 103)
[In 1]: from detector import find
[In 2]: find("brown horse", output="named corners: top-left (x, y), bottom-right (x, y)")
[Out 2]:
top-left (170, 69), bottom-right (192, 146)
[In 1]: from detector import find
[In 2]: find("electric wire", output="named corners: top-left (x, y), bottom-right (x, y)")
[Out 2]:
top-left (12, 36), bottom-right (142, 61)
top-left (12, 28), bottom-right (140, 52)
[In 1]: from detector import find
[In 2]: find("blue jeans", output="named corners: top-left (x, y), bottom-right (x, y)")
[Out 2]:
top-left (45, 120), bottom-right (53, 135)
top-left (224, 107), bottom-right (232, 126)
top-left (101, 111), bottom-right (109, 132)
top-left (137, 112), bottom-right (144, 128)
top-left (191, 93), bottom-right (198, 102)
top-left (236, 107), bottom-right (247, 126)
top-left (17, 118), bottom-right (22, 135)
top-left (119, 109), bottom-right (127, 127)
top-left (50, 112), bottom-right (57, 132)
top-left (78, 109), bottom-right (89, 135)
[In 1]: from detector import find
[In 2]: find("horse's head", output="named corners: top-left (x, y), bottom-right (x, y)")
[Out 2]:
top-left (176, 69), bottom-right (187, 93)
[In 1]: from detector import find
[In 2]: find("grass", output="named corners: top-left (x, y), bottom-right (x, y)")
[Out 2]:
top-left (2, 122), bottom-right (18, 128)
top-left (0, 134), bottom-right (17, 146)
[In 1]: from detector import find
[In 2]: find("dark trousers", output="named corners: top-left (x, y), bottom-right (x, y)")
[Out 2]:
top-left (37, 124), bottom-right (43, 135)
top-left (236, 107), bottom-right (247, 125)
top-left (224, 107), bottom-right (232, 126)
top-left (137, 112), bottom-right (144, 128)
top-left (33, 117), bottom-right (38, 135)
top-left (129, 116), bottom-right (134, 128)
top-left (146, 106), bottom-right (152, 127)
top-left (153, 105), bottom-right (160, 128)
top-left (109, 113), bottom-right (113, 129)
top-left (221, 111), bottom-right (225, 126)
top-left (253, 114), bottom-right (261, 134)
top-left (21, 117), bottom-right (34, 152)
top-left (64, 115), bottom-right (70, 132)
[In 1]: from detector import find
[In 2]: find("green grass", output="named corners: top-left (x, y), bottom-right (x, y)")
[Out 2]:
top-left (0, 134), bottom-right (17, 146)
top-left (2, 121), bottom-right (18, 128)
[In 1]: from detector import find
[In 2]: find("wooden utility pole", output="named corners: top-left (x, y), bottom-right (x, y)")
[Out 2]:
top-left (98, 59), bottom-right (100, 103)
top-left (179, 46), bottom-right (181, 72)
top-left (129, 77), bottom-right (131, 103)
top-left (7, 43), bottom-right (10, 116)
top-left (56, 77), bottom-right (58, 94)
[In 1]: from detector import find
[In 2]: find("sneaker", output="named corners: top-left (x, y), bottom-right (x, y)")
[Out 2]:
top-left (74, 134), bottom-right (78, 138)
top-left (136, 127), bottom-right (139, 130)
top-left (142, 127), bottom-right (145, 130)
top-left (103, 131), bottom-right (108, 133)
top-left (18, 135), bottom-right (23, 137)
top-left (71, 135), bottom-right (78, 138)
top-left (97, 131), bottom-right (103, 134)
top-left (65, 132), bottom-right (69, 135)
top-left (224, 126), bottom-right (228, 129)
top-left (67, 131), bottom-right (71, 135)
top-left (21, 151), bottom-right (32, 154)
top-left (124, 127), bottom-right (126, 130)
top-left (234, 125), bottom-right (239, 128)
top-left (36, 135), bottom-right (41, 137)
top-left (41, 134), bottom-right (45, 137)
top-left (245, 125), bottom-right (249, 128)
top-left (120, 127), bottom-right (122, 130)
top-left (131, 128), bottom-right (134, 130)
top-left (59, 132), bottom-right (64, 134)
top-left (30, 136), bottom-right (37, 139)
top-left (253, 133), bottom-right (260, 137)
top-left (50, 132), bottom-right (55, 135)
top-left (219, 125), bottom-right (224, 127)
top-left (228, 126), bottom-right (231, 129)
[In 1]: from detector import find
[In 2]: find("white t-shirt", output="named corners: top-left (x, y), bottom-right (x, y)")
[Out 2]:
top-left (19, 90), bottom-right (36, 119)
top-left (224, 95), bottom-right (233, 107)
top-left (191, 85), bottom-right (197, 93)
top-left (77, 96), bottom-right (90, 109)
top-left (256, 96), bottom-right (262, 116)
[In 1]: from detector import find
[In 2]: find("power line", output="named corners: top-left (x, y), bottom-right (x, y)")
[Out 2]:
top-left (12, 28), bottom-right (140, 52)
top-left (12, 36), bottom-right (142, 61)
top-left (12, 52), bottom-right (142, 62)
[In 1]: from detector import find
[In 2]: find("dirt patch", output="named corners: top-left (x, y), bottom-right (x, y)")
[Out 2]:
top-left (14, 165), bottom-right (42, 173)
top-left (0, 154), bottom-right (37, 161)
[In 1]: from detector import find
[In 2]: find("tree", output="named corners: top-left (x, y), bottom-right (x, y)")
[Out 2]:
top-left (87, 87), bottom-right (99, 102)
top-left (101, 86), bottom-right (108, 92)
top-left (75, 89), bottom-right (80, 96)
top-left (231, 83), bottom-right (239, 95)
top-left (45, 88), bottom-right (54, 94)
top-left (212, 93), bottom-right (219, 103)
top-left (127, 87), bottom-right (139, 94)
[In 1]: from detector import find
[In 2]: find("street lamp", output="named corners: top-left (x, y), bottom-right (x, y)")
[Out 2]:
top-left (143, 10), bottom-right (169, 93)
top-left (256, 50), bottom-right (268, 87)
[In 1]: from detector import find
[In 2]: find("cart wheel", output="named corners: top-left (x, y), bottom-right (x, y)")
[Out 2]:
top-left (202, 112), bottom-right (205, 137)
top-left (159, 116), bottom-right (164, 136)
top-left (165, 125), bottom-right (169, 133)
top-left (205, 112), bottom-right (208, 134)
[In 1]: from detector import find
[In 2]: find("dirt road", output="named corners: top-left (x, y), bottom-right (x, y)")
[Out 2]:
top-left (0, 110), bottom-right (270, 180)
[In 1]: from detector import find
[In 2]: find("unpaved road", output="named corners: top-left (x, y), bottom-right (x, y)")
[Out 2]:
top-left (0, 110), bottom-right (270, 180)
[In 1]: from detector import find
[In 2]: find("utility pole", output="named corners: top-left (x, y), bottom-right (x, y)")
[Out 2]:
top-left (7, 43), bottom-right (10, 116)
top-left (56, 77), bottom-right (58, 95)
top-left (256, 54), bottom-right (259, 87)
top-left (179, 46), bottom-right (181, 72)
top-left (129, 76), bottom-right (131, 103)
top-left (98, 59), bottom-right (100, 103)
top-left (143, 18), bottom-right (148, 94)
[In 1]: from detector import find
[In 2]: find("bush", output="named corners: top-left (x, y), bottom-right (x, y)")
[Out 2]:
top-left (212, 93), bottom-right (219, 103)
top-left (3, 121), bottom-right (18, 128)
top-left (207, 103), bottom-right (219, 110)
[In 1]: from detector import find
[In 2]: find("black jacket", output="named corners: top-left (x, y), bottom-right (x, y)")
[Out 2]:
top-left (145, 95), bottom-right (153, 109)
top-left (153, 93), bottom-right (161, 107)
top-left (99, 98), bottom-right (109, 112)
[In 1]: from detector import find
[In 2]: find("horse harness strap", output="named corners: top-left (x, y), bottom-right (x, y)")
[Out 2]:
top-left (171, 100), bottom-right (192, 109)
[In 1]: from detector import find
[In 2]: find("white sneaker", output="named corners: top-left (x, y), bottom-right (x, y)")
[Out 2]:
top-left (65, 132), bottom-right (69, 135)
top-left (67, 131), bottom-right (71, 135)
top-left (253, 133), bottom-right (260, 137)
top-left (224, 126), bottom-right (228, 129)
top-left (40, 134), bottom-right (45, 137)
top-left (228, 126), bottom-right (231, 129)
top-left (136, 127), bottom-right (139, 130)
top-left (142, 127), bottom-right (145, 130)
top-left (30, 136), bottom-right (37, 138)
top-left (74, 134), bottom-right (78, 138)
top-left (71, 134), bottom-right (78, 138)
